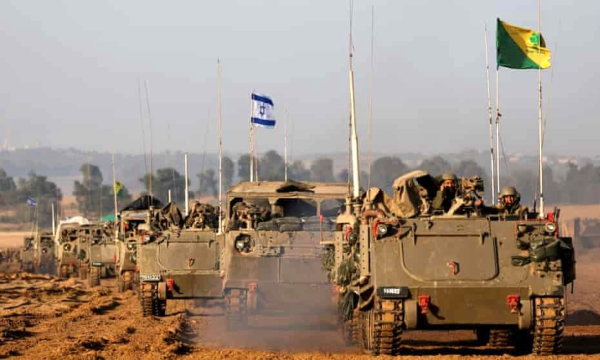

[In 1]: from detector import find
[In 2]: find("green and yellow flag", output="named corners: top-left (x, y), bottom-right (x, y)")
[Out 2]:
top-left (113, 181), bottom-right (124, 196)
top-left (496, 18), bottom-right (551, 70)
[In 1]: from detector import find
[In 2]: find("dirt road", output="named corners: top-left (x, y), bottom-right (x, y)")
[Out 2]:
top-left (1, 249), bottom-right (599, 359)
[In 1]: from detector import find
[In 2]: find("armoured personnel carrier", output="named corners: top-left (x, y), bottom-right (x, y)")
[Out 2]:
top-left (19, 235), bottom-right (35, 273)
top-left (221, 180), bottom-right (348, 329)
top-left (328, 171), bottom-right (576, 355)
top-left (78, 223), bottom-right (117, 287)
top-left (35, 231), bottom-right (56, 274)
top-left (137, 201), bottom-right (222, 316)
top-left (115, 196), bottom-right (163, 292)
top-left (55, 216), bottom-right (89, 278)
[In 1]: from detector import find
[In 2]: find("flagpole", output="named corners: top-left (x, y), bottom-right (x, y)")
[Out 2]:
top-left (144, 80), bottom-right (154, 198)
top-left (495, 68), bottom-right (501, 202)
top-left (51, 202), bottom-right (56, 237)
top-left (111, 150), bottom-right (118, 226)
top-left (184, 153), bottom-right (189, 216)
top-left (537, 0), bottom-right (545, 217)
top-left (348, 2), bottom-right (360, 200)
top-left (249, 94), bottom-right (254, 182)
top-left (484, 25), bottom-right (496, 204)
top-left (284, 110), bottom-right (288, 182)
top-left (217, 59), bottom-right (223, 234)
top-left (367, 5), bottom-right (374, 194)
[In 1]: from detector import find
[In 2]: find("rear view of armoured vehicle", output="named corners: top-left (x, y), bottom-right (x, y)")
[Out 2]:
top-left (115, 196), bottom-right (163, 292)
top-left (221, 181), bottom-right (348, 329)
top-left (55, 216), bottom-right (89, 278)
top-left (36, 231), bottom-right (56, 274)
top-left (329, 171), bottom-right (576, 356)
top-left (79, 223), bottom-right (117, 287)
top-left (19, 235), bottom-right (35, 273)
top-left (138, 201), bottom-right (222, 316)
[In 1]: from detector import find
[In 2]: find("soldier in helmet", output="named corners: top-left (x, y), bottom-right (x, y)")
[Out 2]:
top-left (496, 186), bottom-right (528, 216)
top-left (431, 173), bottom-right (458, 213)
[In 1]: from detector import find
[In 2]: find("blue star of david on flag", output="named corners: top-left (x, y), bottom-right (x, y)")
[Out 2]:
top-left (251, 93), bottom-right (276, 128)
top-left (26, 197), bottom-right (37, 207)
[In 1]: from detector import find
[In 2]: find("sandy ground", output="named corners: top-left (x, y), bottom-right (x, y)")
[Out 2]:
top-left (0, 250), bottom-right (598, 359)
top-left (0, 232), bottom-right (31, 249)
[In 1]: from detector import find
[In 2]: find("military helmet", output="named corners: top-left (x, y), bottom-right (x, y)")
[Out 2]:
top-left (500, 186), bottom-right (518, 197)
top-left (500, 186), bottom-right (520, 205)
top-left (441, 173), bottom-right (457, 181)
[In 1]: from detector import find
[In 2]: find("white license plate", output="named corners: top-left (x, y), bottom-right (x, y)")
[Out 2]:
top-left (140, 274), bottom-right (161, 281)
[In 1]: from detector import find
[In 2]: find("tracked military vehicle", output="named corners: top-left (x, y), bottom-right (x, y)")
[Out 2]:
top-left (329, 170), bottom-right (576, 355)
top-left (138, 201), bottom-right (223, 316)
top-left (36, 231), bottom-right (56, 274)
top-left (78, 223), bottom-right (116, 287)
top-left (221, 180), bottom-right (348, 329)
top-left (19, 235), bottom-right (35, 273)
top-left (55, 216), bottom-right (89, 278)
top-left (115, 196), bottom-right (163, 292)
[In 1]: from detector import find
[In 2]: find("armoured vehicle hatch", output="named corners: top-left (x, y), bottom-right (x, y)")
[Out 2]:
top-left (329, 170), bottom-right (576, 355)
top-left (222, 180), bottom-right (349, 330)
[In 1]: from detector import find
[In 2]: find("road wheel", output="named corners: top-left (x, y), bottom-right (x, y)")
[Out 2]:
top-left (123, 271), bottom-right (132, 291)
top-left (489, 329), bottom-right (511, 347)
top-left (59, 265), bottom-right (69, 279)
top-left (79, 263), bottom-right (88, 280)
top-left (89, 266), bottom-right (101, 287)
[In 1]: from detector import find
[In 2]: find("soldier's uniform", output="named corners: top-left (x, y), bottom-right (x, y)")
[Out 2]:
top-left (431, 173), bottom-right (458, 213)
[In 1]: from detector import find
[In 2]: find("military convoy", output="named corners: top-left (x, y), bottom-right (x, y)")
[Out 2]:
top-left (326, 170), bottom-right (576, 356)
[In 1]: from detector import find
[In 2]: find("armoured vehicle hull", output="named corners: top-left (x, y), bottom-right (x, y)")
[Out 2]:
top-left (222, 181), bottom-right (348, 329)
top-left (19, 236), bottom-right (35, 273)
top-left (79, 224), bottom-right (117, 287)
top-left (116, 196), bottom-right (162, 292)
top-left (55, 218), bottom-right (89, 278)
top-left (331, 172), bottom-right (576, 355)
top-left (138, 228), bottom-right (223, 316)
top-left (36, 232), bottom-right (56, 275)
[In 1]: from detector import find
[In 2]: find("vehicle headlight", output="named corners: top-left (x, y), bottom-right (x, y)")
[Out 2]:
top-left (235, 239), bottom-right (246, 251)
top-left (127, 243), bottom-right (135, 250)
top-left (63, 243), bottom-right (71, 251)
top-left (376, 224), bottom-right (388, 237)
top-left (544, 222), bottom-right (557, 234)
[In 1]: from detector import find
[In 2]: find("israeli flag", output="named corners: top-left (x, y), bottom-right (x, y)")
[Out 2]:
top-left (251, 93), bottom-right (276, 128)
top-left (26, 197), bottom-right (37, 207)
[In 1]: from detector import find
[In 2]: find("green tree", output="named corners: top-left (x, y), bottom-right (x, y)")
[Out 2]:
top-left (197, 168), bottom-right (218, 197)
top-left (237, 154), bottom-right (251, 182)
top-left (289, 160), bottom-right (311, 181)
top-left (258, 150), bottom-right (285, 181)
top-left (420, 156), bottom-right (452, 177)
top-left (73, 163), bottom-right (104, 217)
top-left (310, 158), bottom-right (335, 182)
top-left (370, 156), bottom-right (409, 193)
top-left (16, 172), bottom-right (62, 227)
top-left (223, 156), bottom-right (235, 190)
top-left (0, 168), bottom-right (16, 207)
top-left (140, 168), bottom-right (189, 204)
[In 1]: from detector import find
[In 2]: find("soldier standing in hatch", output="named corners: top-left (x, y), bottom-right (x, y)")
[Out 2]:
top-left (495, 186), bottom-right (529, 216)
top-left (431, 173), bottom-right (459, 213)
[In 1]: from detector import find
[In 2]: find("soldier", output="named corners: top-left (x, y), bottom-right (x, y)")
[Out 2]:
top-left (496, 186), bottom-right (528, 216)
top-left (431, 173), bottom-right (458, 213)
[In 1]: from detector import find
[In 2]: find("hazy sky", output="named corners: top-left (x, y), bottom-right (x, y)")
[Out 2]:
top-left (0, 0), bottom-right (598, 157)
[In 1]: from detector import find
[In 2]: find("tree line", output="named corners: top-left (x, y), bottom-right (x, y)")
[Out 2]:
top-left (0, 152), bottom-right (599, 227)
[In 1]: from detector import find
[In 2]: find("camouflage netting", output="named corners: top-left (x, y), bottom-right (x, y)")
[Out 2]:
top-left (185, 202), bottom-right (218, 230)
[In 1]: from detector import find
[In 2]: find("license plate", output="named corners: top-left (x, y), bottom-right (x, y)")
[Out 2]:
top-left (140, 274), bottom-right (161, 281)
top-left (377, 286), bottom-right (410, 299)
